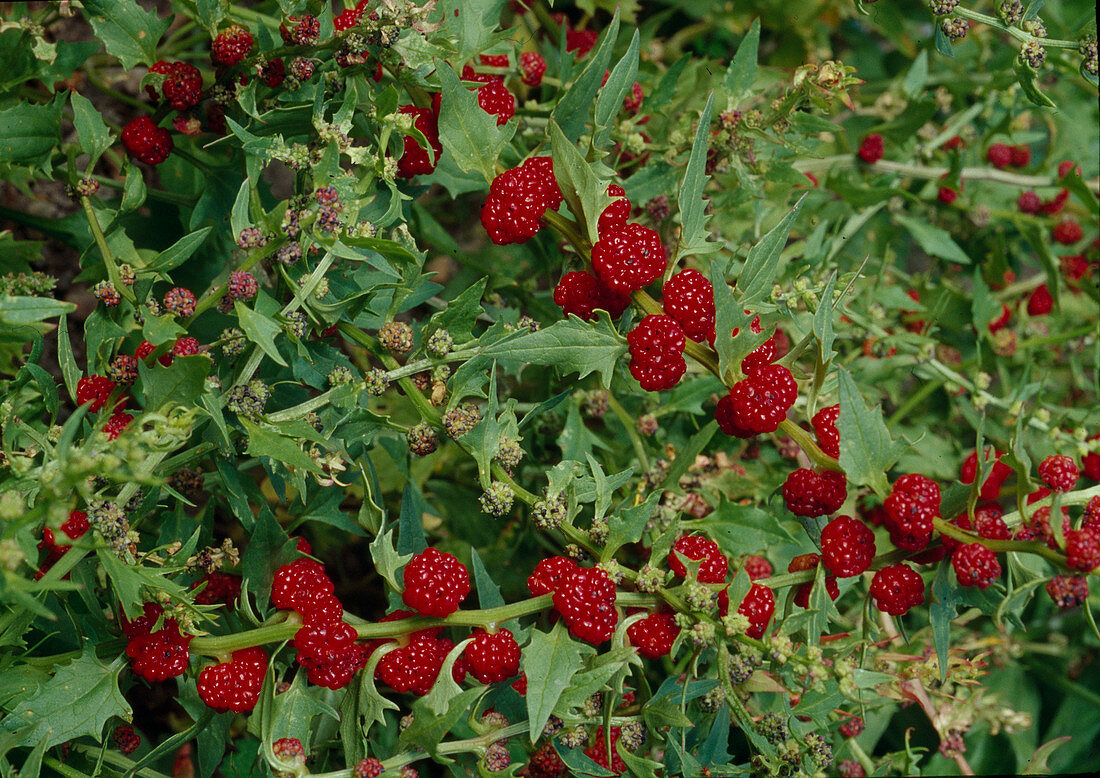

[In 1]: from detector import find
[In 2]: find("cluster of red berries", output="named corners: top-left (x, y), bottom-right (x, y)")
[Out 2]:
top-left (627, 315), bottom-right (686, 391)
top-left (788, 553), bottom-right (839, 608)
top-left (782, 468), bottom-right (847, 518)
top-left (883, 473), bottom-right (940, 552)
top-left (857, 133), bottom-right (884, 164)
top-left (461, 64), bottom-right (516, 125)
top-left (481, 156), bottom-right (563, 244)
top-left (553, 270), bottom-right (630, 321)
top-left (716, 364), bottom-right (798, 438)
top-left (76, 375), bottom-right (133, 439)
top-left (397, 100), bottom-right (443, 178)
top-left (124, 602), bottom-right (193, 682)
top-left (36, 510), bottom-right (90, 580)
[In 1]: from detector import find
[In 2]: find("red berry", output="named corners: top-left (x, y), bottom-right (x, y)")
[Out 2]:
top-left (333, 7), bottom-right (363, 32)
top-left (211, 24), bottom-right (254, 66)
top-left (951, 543), bottom-right (1001, 589)
top-left (172, 337), bottom-right (202, 357)
top-left (552, 566), bottom-right (618, 644)
top-left (373, 615), bottom-right (452, 696)
top-left (553, 271), bottom-right (630, 321)
top-left (480, 157), bottom-right (561, 245)
top-left (839, 717), bottom-right (864, 739)
top-left (191, 571), bottom-right (242, 606)
top-left (585, 727), bottom-right (627, 775)
top-left (1017, 191), bottom-right (1042, 214)
top-left (973, 503), bottom-right (1011, 540)
top-left (1010, 144), bottom-right (1031, 167)
top-left (113, 724), bottom-right (141, 755)
top-left (1040, 188), bottom-right (1070, 215)
top-left (102, 411), bottom-right (133, 440)
top-left (163, 287), bottom-right (197, 317)
top-left (715, 393), bottom-right (754, 438)
top-left (397, 105), bottom-right (443, 178)
top-left (76, 375), bottom-right (118, 412)
top-left (662, 268), bottom-right (715, 343)
top-left (270, 558), bottom-right (334, 612)
top-left (869, 564), bottom-right (924, 615)
top-left (627, 315), bottom-right (686, 391)
top-left (1026, 284), bottom-right (1054, 316)
top-left (297, 624), bottom-right (370, 690)
top-left (1046, 575), bottom-right (1089, 609)
top-left (627, 610), bottom-right (679, 658)
top-left (591, 223), bottom-right (667, 294)
top-left (623, 81), bottom-right (644, 113)
top-left (197, 647), bottom-right (267, 712)
top-left (355, 758), bottom-right (385, 778)
top-left (782, 468), bottom-right (847, 518)
top-left (1052, 219), bottom-right (1083, 246)
top-left (883, 474), bottom-right (940, 551)
top-left (740, 334), bottom-right (777, 375)
top-left (1038, 455), bottom-right (1079, 492)
top-left (669, 535), bottom-right (728, 583)
top-left (857, 134), bottom-right (884, 164)
top-left (464, 628), bottom-right (521, 683)
top-left (743, 555), bottom-right (772, 580)
top-left (472, 76), bottom-right (515, 125)
top-left (820, 515), bottom-right (876, 577)
top-left (148, 61), bottom-right (203, 111)
top-left (121, 116), bottom-right (174, 166)
top-left (737, 583), bottom-right (775, 638)
top-left (272, 738), bottom-right (305, 766)
top-left (960, 448), bottom-right (1012, 501)
top-left (598, 184), bottom-right (632, 237)
top-left (60, 510), bottom-right (89, 541)
top-left (566, 28), bottom-right (598, 57)
top-left (1066, 526), bottom-right (1100, 572)
top-left (812, 404), bottom-right (841, 459)
top-left (724, 364), bottom-right (798, 435)
top-left (788, 553), bottom-right (839, 608)
top-left (527, 556), bottom-right (578, 596)
top-left (937, 185), bottom-right (959, 205)
top-left (520, 51), bottom-right (547, 86)
top-left (402, 547), bottom-right (471, 618)
top-left (280, 15), bottom-right (320, 46)
top-left (986, 143), bottom-right (1012, 168)
top-left (126, 621), bottom-right (192, 681)
top-left (987, 302), bottom-right (1011, 333)
top-left (480, 53), bottom-right (510, 68)
top-left (527, 741), bottom-right (566, 777)
top-left (1060, 253), bottom-right (1090, 282)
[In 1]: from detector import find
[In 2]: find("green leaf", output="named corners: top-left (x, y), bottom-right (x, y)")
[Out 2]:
top-left (708, 257), bottom-right (757, 381)
top-left (239, 507), bottom-right (297, 612)
top-left (674, 92), bottom-right (718, 262)
top-left (148, 227), bottom-right (213, 273)
top-left (737, 198), bottom-right (804, 303)
top-left (270, 673), bottom-right (339, 751)
top-left (813, 271), bottom-right (838, 362)
top-left (604, 493), bottom-right (660, 558)
top-left (894, 214), bottom-right (971, 265)
top-left (929, 560), bottom-right (963, 682)
top-left (240, 419), bottom-right (323, 473)
top-left (424, 277), bottom-right (486, 344)
top-left (191, 0), bottom-right (228, 33)
top-left (0, 99), bottom-right (63, 170)
top-left (523, 621), bottom-right (596, 743)
top-left (1013, 59), bottom-right (1056, 109)
top-left (593, 30), bottom-right (640, 144)
top-left (0, 652), bottom-right (130, 749)
top-left (139, 355), bottom-right (209, 412)
top-left (698, 497), bottom-right (798, 554)
top-left (724, 19), bottom-right (760, 100)
top-left (440, 0), bottom-right (504, 60)
top-left (480, 311), bottom-right (627, 386)
top-left (660, 421), bottom-right (718, 494)
top-left (0, 296), bottom-right (75, 324)
top-left (1023, 737), bottom-right (1073, 774)
top-left (970, 267), bottom-right (1000, 334)
top-left (550, 119), bottom-right (615, 243)
top-left (81, 0), bottom-right (170, 70)
top-left (70, 90), bottom-right (112, 165)
top-left (235, 301), bottom-right (288, 367)
top-left (369, 530), bottom-right (412, 592)
top-left (436, 62), bottom-right (515, 182)
top-left (836, 367), bottom-right (902, 497)
top-left (551, 10), bottom-right (621, 143)
top-left (229, 179), bottom-right (250, 244)
top-left (400, 687), bottom-right (483, 757)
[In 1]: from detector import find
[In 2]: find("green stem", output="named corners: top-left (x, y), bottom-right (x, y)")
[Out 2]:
top-left (338, 323), bottom-right (443, 426)
top-left (933, 517), bottom-right (1067, 567)
top-left (953, 6), bottom-right (1080, 49)
top-left (885, 378), bottom-right (943, 428)
top-left (778, 419), bottom-right (841, 472)
top-left (605, 391), bottom-right (650, 472)
top-left (81, 196), bottom-right (135, 304)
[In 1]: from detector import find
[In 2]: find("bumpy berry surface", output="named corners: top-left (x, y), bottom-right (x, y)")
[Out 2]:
top-left (1027, 283), bottom-right (1054, 316)
top-left (782, 468), bottom-right (847, 518)
top-left (552, 566), bottom-right (618, 644)
top-left (591, 223), bottom-right (667, 293)
top-left (464, 628), bottom-right (521, 683)
top-left (662, 268), bottom-right (715, 343)
top-left (553, 271), bottom-right (630, 321)
top-left (354, 758), bottom-right (385, 778)
top-left (1017, 191), bottom-right (1041, 214)
top-left (597, 184), bottom-right (632, 237)
top-left (126, 621), bottom-right (192, 681)
top-left (473, 77), bottom-right (515, 124)
top-left (858, 133), bottom-right (884, 163)
top-left (585, 727), bottom-right (627, 775)
top-left (715, 393), bottom-right (754, 438)
top-left (811, 404), bottom-right (841, 458)
top-left (520, 51), bottom-right (547, 85)
top-left (740, 335), bottom-right (777, 375)
top-left (1053, 219), bottom-right (1083, 245)
top-left (191, 571), bottom-right (242, 606)
top-left (839, 717), bottom-right (865, 739)
top-left (270, 558), bottom-right (334, 612)
top-left (820, 515), bottom-right (876, 577)
top-left (788, 553), bottom-right (839, 608)
top-left (724, 364), bottom-right (798, 435)
top-left (1038, 455), bottom-right (1079, 492)
top-left (272, 738), bottom-right (305, 764)
top-left (986, 143), bottom-right (1012, 168)
top-left (76, 375), bottom-right (117, 411)
top-left (883, 474), bottom-right (940, 551)
top-left (211, 24), bottom-right (254, 66)
top-left (869, 564), bottom-right (925, 615)
top-left (397, 105), bottom-right (443, 178)
top-left (960, 448), bottom-right (1012, 501)
top-left (743, 555), bottom-right (772, 580)
top-left (627, 610), bottom-right (680, 659)
top-left (669, 535), bottom-right (728, 583)
top-left (527, 555), bottom-right (578, 596)
top-left (1065, 527), bottom-right (1100, 572)
top-left (627, 315), bottom-right (686, 391)
top-left (280, 15), bottom-right (320, 46)
top-left (738, 583), bottom-right (775, 639)
top-left (149, 61), bottom-right (203, 111)
top-left (1046, 575), bottom-right (1089, 609)
top-left (121, 116), bottom-right (173, 165)
top-left (401, 547), bottom-right (471, 617)
top-left (197, 647), bottom-right (267, 712)
top-left (1010, 144), bottom-right (1031, 167)
top-left (519, 156), bottom-right (563, 209)
top-left (480, 157), bottom-right (560, 245)
top-left (951, 543), bottom-right (1001, 589)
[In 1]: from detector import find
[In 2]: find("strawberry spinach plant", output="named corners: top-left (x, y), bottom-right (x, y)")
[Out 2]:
top-left (0, 1), bottom-right (1098, 777)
